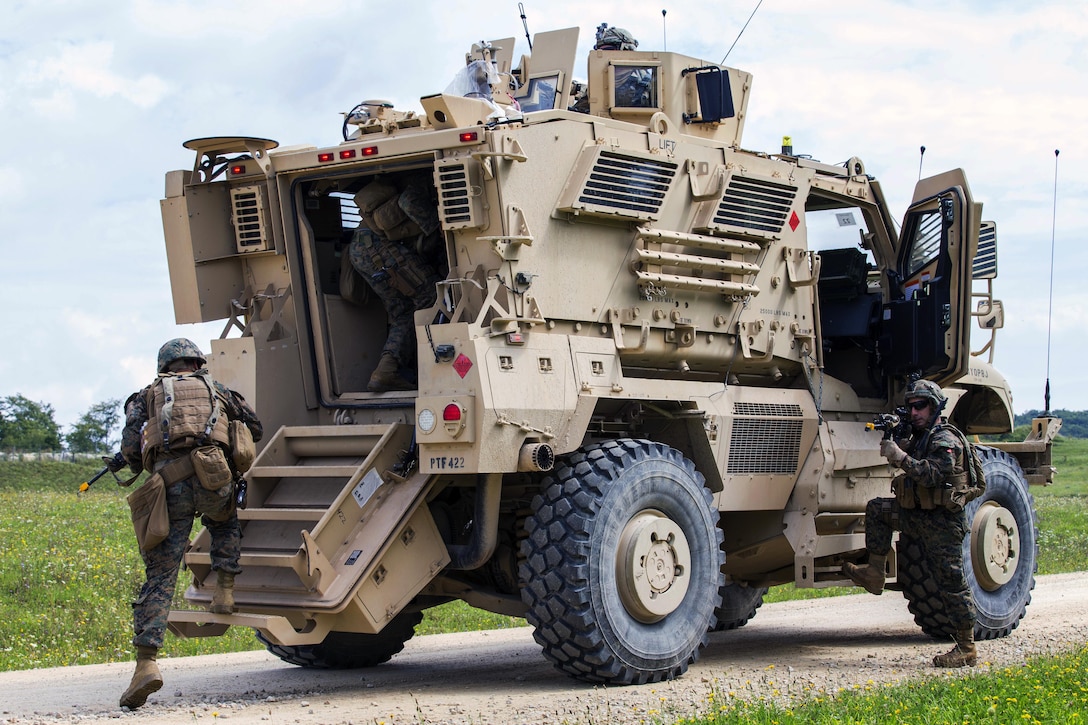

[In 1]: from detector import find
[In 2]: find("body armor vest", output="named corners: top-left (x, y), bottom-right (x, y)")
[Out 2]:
top-left (141, 371), bottom-right (230, 471)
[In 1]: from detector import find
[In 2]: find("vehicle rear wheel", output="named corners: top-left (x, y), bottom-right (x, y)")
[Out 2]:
top-left (519, 439), bottom-right (724, 684)
top-left (711, 578), bottom-right (767, 631)
top-left (257, 610), bottom-right (423, 668)
top-left (898, 446), bottom-right (1037, 640)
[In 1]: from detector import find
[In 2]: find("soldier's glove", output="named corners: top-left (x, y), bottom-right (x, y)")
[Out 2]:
top-left (880, 439), bottom-right (908, 467)
top-left (104, 452), bottom-right (128, 473)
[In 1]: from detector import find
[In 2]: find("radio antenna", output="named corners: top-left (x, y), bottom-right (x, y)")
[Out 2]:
top-left (662, 9), bottom-right (667, 50)
top-left (917, 145), bottom-right (926, 180)
top-left (519, 3), bottom-right (532, 51)
top-left (722, 0), bottom-right (764, 63)
top-left (1044, 149), bottom-right (1060, 415)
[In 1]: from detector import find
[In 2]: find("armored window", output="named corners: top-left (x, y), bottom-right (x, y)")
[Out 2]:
top-left (609, 63), bottom-right (659, 111)
top-left (904, 209), bottom-right (943, 277)
top-left (518, 74), bottom-right (560, 113)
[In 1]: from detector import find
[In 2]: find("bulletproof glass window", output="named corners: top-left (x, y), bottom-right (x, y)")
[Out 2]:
top-left (611, 64), bottom-right (658, 109)
top-left (904, 209), bottom-right (943, 277)
top-left (518, 74), bottom-right (560, 113)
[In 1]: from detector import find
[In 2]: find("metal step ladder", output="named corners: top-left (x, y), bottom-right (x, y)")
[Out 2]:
top-left (170, 423), bottom-right (448, 643)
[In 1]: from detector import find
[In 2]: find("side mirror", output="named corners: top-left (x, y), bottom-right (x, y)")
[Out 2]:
top-left (977, 299), bottom-right (1004, 330)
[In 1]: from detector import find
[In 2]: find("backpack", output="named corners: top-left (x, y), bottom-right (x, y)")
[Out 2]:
top-left (941, 425), bottom-right (987, 509)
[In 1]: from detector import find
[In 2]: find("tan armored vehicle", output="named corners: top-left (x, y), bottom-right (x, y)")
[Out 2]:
top-left (161, 26), bottom-right (1059, 683)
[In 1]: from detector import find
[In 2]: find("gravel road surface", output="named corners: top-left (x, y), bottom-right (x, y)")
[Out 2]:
top-left (2, 573), bottom-right (1085, 724)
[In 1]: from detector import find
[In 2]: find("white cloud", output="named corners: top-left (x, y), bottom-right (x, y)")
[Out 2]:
top-left (20, 40), bottom-right (170, 110)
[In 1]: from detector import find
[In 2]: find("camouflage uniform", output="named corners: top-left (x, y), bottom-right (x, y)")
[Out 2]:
top-left (120, 362), bottom-right (262, 651)
top-left (862, 423), bottom-right (977, 631)
top-left (348, 226), bottom-right (441, 375)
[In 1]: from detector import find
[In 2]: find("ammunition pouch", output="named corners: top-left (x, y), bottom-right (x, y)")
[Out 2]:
top-left (384, 261), bottom-right (427, 297)
top-left (127, 472), bottom-right (169, 552)
top-left (892, 474), bottom-right (915, 509)
top-left (915, 484), bottom-right (937, 510)
top-left (229, 420), bottom-right (255, 473)
top-left (191, 445), bottom-right (233, 491)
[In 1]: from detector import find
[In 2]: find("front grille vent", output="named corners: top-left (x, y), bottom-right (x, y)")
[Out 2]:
top-left (727, 418), bottom-right (804, 475)
top-left (706, 176), bottom-right (798, 235)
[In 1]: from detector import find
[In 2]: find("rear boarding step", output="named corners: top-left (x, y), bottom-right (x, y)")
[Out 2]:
top-left (167, 423), bottom-right (449, 645)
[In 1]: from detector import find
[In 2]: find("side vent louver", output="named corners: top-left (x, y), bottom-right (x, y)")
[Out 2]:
top-left (727, 402), bottom-right (804, 475)
top-left (973, 221), bottom-right (997, 280)
top-left (556, 147), bottom-right (678, 222)
top-left (695, 174), bottom-right (798, 240)
top-left (435, 157), bottom-right (485, 230)
top-left (231, 184), bottom-right (273, 253)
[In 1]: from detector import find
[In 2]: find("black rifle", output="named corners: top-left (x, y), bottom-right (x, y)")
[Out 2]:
top-left (78, 452), bottom-right (133, 493)
top-left (865, 406), bottom-right (911, 440)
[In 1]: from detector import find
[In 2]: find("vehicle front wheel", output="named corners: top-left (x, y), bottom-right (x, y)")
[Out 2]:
top-left (519, 439), bottom-right (724, 684)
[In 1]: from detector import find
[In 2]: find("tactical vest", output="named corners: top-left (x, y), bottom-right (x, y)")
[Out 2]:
top-left (141, 371), bottom-right (230, 471)
top-left (905, 423), bottom-right (978, 511)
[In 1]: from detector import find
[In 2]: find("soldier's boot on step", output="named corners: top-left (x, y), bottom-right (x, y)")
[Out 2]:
top-left (933, 627), bottom-right (978, 668)
top-left (842, 553), bottom-right (887, 595)
top-left (210, 571), bottom-right (236, 614)
top-left (367, 353), bottom-right (414, 392)
top-left (119, 646), bottom-right (163, 710)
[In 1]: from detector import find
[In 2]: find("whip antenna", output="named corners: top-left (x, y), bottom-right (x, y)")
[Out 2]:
top-left (662, 9), bottom-right (667, 50)
top-left (519, 3), bottom-right (532, 50)
top-left (1044, 149), bottom-right (1059, 415)
top-left (918, 145), bottom-right (926, 180)
top-left (722, 0), bottom-right (764, 63)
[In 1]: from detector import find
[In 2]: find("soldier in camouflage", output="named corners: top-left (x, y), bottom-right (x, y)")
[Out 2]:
top-left (349, 174), bottom-right (443, 392)
top-left (843, 379), bottom-right (978, 668)
top-left (115, 338), bottom-right (263, 710)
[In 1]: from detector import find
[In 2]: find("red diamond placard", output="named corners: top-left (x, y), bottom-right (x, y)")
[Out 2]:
top-left (453, 353), bottom-right (473, 379)
top-left (789, 210), bottom-right (800, 231)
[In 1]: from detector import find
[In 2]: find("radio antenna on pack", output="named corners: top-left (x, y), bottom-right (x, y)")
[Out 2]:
top-left (519, 3), bottom-right (533, 51)
top-left (662, 9), bottom-right (668, 50)
top-left (722, 0), bottom-right (764, 63)
top-left (1044, 149), bottom-right (1060, 415)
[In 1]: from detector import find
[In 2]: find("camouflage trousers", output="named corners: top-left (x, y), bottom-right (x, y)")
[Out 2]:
top-left (132, 473), bottom-right (241, 650)
top-left (349, 227), bottom-right (440, 366)
top-left (864, 496), bottom-right (976, 630)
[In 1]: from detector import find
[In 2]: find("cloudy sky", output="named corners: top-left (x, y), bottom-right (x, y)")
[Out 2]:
top-left (2, 0), bottom-right (1085, 432)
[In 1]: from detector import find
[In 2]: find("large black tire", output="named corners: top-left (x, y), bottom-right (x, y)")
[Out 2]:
top-left (898, 447), bottom-right (1037, 640)
top-left (711, 578), bottom-right (767, 631)
top-left (519, 439), bottom-right (725, 684)
top-left (258, 610), bottom-right (423, 668)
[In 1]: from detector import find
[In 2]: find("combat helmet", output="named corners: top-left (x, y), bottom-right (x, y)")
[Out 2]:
top-left (157, 338), bottom-right (207, 373)
top-left (594, 24), bottom-right (639, 51)
top-left (904, 379), bottom-right (947, 411)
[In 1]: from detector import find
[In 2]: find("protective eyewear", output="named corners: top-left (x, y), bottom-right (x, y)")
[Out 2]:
top-left (906, 400), bottom-right (931, 412)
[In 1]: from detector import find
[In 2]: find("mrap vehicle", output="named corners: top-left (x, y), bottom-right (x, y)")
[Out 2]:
top-left (161, 25), bottom-right (1059, 684)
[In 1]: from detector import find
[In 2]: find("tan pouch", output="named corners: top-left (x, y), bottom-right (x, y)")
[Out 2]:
top-left (191, 445), bottom-right (233, 491)
top-left (916, 484), bottom-right (936, 510)
top-left (230, 420), bottom-right (256, 473)
top-left (893, 473), bottom-right (915, 509)
top-left (128, 473), bottom-right (169, 552)
top-left (353, 180), bottom-right (397, 213)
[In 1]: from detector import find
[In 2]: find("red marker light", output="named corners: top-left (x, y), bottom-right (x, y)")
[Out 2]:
top-left (459, 132), bottom-right (479, 143)
top-left (230, 164), bottom-right (246, 175)
top-left (443, 403), bottom-right (462, 422)
top-left (318, 152), bottom-right (335, 162)
top-left (339, 149), bottom-right (357, 159)
top-left (361, 146), bottom-right (379, 156)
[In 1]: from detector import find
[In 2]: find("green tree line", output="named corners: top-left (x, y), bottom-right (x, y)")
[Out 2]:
top-left (0, 395), bottom-right (121, 453)
top-left (1016, 409), bottom-right (1088, 438)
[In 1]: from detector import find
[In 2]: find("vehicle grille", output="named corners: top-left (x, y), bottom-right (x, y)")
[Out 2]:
top-left (557, 148), bottom-right (678, 221)
top-left (727, 402), bottom-right (804, 475)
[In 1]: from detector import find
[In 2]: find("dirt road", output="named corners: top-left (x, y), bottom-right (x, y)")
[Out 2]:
top-left (3, 573), bottom-right (1085, 724)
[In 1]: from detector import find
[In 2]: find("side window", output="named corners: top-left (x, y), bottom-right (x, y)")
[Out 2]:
top-left (612, 65), bottom-right (658, 108)
top-left (904, 209), bottom-right (943, 277)
top-left (518, 74), bottom-right (559, 113)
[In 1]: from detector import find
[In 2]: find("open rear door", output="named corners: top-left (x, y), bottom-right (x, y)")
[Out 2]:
top-left (881, 169), bottom-right (979, 386)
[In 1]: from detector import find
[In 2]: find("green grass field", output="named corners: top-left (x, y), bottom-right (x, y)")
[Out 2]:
top-left (1, 436), bottom-right (1085, 691)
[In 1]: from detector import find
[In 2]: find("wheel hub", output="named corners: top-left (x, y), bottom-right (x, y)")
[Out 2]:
top-left (970, 501), bottom-right (1019, 591)
top-left (615, 510), bottom-right (691, 623)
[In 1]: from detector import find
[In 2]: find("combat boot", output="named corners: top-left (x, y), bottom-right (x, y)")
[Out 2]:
top-left (367, 353), bottom-right (414, 392)
top-left (843, 553), bottom-right (887, 595)
top-left (210, 571), bottom-right (235, 614)
top-left (119, 646), bottom-right (162, 710)
top-left (933, 627), bottom-right (977, 667)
